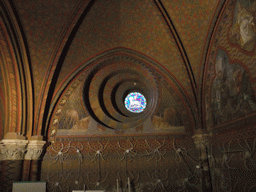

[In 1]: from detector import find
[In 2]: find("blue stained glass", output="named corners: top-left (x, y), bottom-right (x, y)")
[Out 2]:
top-left (124, 92), bottom-right (147, 113)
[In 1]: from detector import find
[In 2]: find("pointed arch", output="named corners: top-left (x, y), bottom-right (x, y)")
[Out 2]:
top-left (44, 47), bottom-right (196, 138)
top-left (0, 1), bottom-right (33, 137)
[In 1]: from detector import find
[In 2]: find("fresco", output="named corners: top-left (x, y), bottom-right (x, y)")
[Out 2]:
top-left (52, 80), bottom-right (185, 137)
top-left (229, 0), bottom-right (256, 52)
top-left (55, 84), bottom-right (93, 135)
top-left (151, 107), bottom-right (183, 131)
top-left (204, 0), bottom-right (256, 128)
top-left (211, 49), bottom-right (256, 126)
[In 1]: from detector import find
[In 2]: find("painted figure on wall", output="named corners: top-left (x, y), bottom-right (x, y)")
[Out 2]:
top-left (211, 51), bottom-right (230, 125)
top-left (56, 87), bottom-right (90, 132)
top-left (211, 49), bottom-right (256, 125)
top-left (228, 64), bottom-right (256, 116)
top-left (152, 107), bottom-right (183, 130)
top-left (65, 109), bottom-right (79, 128)
top-left (163, 107), bottom-right (183, 126)
top-left (229, 0), bottom-right (256, 52)
top-left (54, 78), bottom-right (186, 135)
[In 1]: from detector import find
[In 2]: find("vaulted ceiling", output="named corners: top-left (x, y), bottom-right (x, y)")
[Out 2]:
top-left (1, 0), bottom-right (256, 140)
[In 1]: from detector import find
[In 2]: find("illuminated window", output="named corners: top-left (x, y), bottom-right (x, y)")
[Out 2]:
top-left (124, 92), bottom-right (147, 113)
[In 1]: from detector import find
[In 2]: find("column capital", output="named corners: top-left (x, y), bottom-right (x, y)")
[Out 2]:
top-left (192, 133), bottom-right (209, 149)
top-left (0, 139), bottom-right (28, 160)
top-left (0, 133), bottom-right (46, 161)
top-left (24, 139), bottom-right (46, 160)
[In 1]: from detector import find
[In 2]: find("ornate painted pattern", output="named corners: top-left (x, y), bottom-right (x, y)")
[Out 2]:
top-left (13, 0), bottom-right (82, 106)
top-left (0, 70), bottom-right (4, 139)
top-left (120, 0), bottom-right (191, 97)
top-left (59, 0), bottom-right (193, 101)
top-left (49, 59), bottom-right (187, 137)
top-left (162, 0), bottom-right (220, 84)
top-left (0, 31), bottom-right (6, 138)
top-left (57, 0), bottom-right (122, 87)
top-left (0, 28), bottom-right (20, 134)
top-left (40, 136), bottom-right (204, 191)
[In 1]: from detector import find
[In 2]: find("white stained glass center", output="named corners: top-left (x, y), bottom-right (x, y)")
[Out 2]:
top-left (124, 92), bottom-right (147, 113)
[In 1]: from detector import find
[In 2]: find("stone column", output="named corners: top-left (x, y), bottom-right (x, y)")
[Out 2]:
top-left (24, 136), bottom-right (46, 181)
top-left (0, 132), bottom-right (28, 191)
top-left (193, 133), bottom-right (209, 163)
top-left (192, 131), bottom-right (212, 192)
top-left (25, 136), bottom-right (46, 161)
top-left (0, 133), bottom-right (46, 190)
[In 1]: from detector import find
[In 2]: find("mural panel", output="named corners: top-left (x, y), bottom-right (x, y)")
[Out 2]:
top-left (50, 71), bottom-right (186, 137)
top-left (211, 49), bottom-right (256, 126)
top-left (205, 0), bottom-right (256, 128)
top-left (53, 85), bottom-right (185, 137)
top-left (229, 0), bottom-right (256, 52)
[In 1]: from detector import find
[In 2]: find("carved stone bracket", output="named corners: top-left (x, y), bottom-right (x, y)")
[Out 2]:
top-left (25, 140), bottom-right (46, 160)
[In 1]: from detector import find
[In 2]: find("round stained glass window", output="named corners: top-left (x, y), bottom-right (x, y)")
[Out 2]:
top-left (124, 92), bottom-right (147, 113)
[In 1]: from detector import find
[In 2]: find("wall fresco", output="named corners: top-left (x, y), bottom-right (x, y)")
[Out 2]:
top-left (205, 0), bottom-right (256, 128)
top-left (53, 75), bottom-right (185, 137)
top-left (229, 0), bottom-right (256, 52)
top-left (211, 49), bottom-right (256, 126)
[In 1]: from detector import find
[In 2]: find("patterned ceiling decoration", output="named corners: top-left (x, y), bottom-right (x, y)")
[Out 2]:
top-left (161, 0), bottom-right (221, 84)
top-left (48, 48), bottom-right (191, 138)
top-left (0, 72), bottom-right (4, 137)
top-left (58, 0), bottom-right (194, 105)
top-left (0, 1), bottom-right (33, 138)
top-left (2, 1), bottom-right (256, 191)
top-left (12, 0), bottom-right (92, 135)
top-left (2, 0), bottom-right (256, 139)
top-left (0, 30), bottom-right (8, 138)
top-left (13, 0), bottom-right (84, 105)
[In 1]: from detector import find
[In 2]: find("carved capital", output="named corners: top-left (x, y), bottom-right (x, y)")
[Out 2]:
top-left (0, 139), bottom-right (28, 160)
top-left (25, 140), bottom-right (46, 160)
top-left (0, 133), bottom-right (46, 161)
top-left (192, 134), bottom-right (209, 149)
